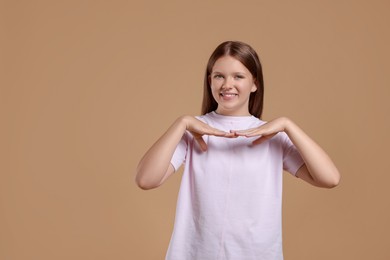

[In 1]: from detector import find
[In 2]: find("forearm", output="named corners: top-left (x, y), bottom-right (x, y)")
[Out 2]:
top-left (284, 118), bottom-right (340, 187)
top-left (135, 116), bottom-right (187, 189)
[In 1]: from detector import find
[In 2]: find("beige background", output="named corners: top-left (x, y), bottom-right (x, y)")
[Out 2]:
top-left (1, 0), bottom-right (389, 259)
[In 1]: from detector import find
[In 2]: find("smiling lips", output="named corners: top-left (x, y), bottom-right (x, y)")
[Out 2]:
top-left (220, 93), bottom-right (238, 97)
top-left (220, 92), bottom-right (238, 100)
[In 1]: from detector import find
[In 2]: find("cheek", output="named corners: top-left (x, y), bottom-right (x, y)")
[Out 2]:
top-left (210, 78), bottom-right (217, 87)
top-left (210, 85), bottom-right (220, 100)
top-left (210, 86), bottom-right (219, 97)
top-left (210, 79), bottom-right (220, 91)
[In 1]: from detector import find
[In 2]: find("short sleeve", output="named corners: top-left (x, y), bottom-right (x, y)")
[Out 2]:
top-left (170, 131), bottom-right (190, 172)
top-left (281, 133), bottom-right (305, 176)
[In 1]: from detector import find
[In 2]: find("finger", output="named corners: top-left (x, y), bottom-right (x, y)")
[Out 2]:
top-left (222, 132), bottom-right (237, 138)
top-left (233, 129), bottom-right (263, 137)
top-left (252, 133), bottom-right (276, 145)
top-left (252, 136), bottom-right (267, 145)
top-left (234, 126), bottom-right (277, 137)
top-left (205, 127), bottom-right (235, 138)
top-left (194, 136), bottom-right (208, 151)
top-left (232, 127), bottom-right (257, 134)
top-left (211, 129), bottom-right (232, 137)
top-left (244, 131), bottom-right (264, 137)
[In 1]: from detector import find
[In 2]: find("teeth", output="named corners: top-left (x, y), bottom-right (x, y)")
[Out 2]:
top-left (221, 93), bottom-right (237, 96)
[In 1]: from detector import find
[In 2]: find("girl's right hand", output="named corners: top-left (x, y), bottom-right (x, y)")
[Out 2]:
top-left (180, 115), bottom-right (235, 151)
top-left (136, 115), bottom-right (234, 189)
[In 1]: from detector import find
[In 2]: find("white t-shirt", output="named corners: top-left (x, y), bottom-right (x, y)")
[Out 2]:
top-left (167, 111), bottom-right (304, 260)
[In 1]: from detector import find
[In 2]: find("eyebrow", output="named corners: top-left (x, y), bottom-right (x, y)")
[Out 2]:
top-left (211, 71), bottom-right (248, 75)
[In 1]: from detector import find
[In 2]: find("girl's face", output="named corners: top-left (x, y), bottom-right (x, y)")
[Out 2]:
top-left (210, 55), bottom-right (257, 116)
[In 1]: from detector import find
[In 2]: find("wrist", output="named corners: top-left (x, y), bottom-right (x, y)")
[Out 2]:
top-left (176, 115), bottom-right (190, 132)
top-left (282, 117), bottom-right (295, 134)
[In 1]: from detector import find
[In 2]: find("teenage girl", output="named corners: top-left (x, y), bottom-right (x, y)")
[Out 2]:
top-left (135, 41), bottom-right (340, 260)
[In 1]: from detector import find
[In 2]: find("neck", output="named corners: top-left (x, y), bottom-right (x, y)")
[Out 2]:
top-left (215, 109), bottom-right (251, 117)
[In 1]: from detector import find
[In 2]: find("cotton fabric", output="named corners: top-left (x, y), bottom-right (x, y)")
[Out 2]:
top-left (166, 112), bottom-right (304, 260)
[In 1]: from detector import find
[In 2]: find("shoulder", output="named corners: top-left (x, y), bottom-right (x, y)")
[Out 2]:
top-left (196, 112), bottom-right (212, 120)
top-left (195, 112), bottom-right (215, 125)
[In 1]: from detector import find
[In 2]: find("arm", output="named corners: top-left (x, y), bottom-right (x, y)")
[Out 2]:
top-left (135, 116), bottom-right (233, 190)
top-left (233, 117), bottom-right (340, 188)
top-left (283, 118), bottom-right (340, 188)
top-left (135, 117), bottom-right (186, 190)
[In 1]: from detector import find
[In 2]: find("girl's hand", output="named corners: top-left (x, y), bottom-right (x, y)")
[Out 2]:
top-left (234, 117), bottom-right (340, 188)
top-left (232, 117), bottom-right (289, 145)
top-left (181, 116), bottom-right (235, 151)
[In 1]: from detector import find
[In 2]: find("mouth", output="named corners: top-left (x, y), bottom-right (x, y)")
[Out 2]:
top-left (220, 93), bottom-right (238, 97)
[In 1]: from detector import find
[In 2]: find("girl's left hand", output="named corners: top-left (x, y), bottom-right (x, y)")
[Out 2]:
top-left (234, 117), bottom-right (341, 188)
top-left (232, 117), bottom-right (289, 145)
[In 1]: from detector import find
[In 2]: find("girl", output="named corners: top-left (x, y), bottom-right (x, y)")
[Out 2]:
top-left (136, 41), bottom-right (340, 260)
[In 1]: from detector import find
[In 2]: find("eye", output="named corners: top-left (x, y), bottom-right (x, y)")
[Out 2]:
top-left (213, 74), bottom-right (224, 79)
top-left (234, 75), bottom-right (245, 79)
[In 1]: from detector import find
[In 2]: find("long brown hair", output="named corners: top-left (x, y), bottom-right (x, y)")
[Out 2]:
top-left (201, 41), bottom-right (264, 119)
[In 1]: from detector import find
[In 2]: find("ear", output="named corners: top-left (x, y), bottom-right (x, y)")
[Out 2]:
top-left (251, 81), bottom-right (257, 92)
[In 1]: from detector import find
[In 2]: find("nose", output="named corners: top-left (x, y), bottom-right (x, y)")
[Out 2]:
top-left (222, 76), bottom-right (234, 89)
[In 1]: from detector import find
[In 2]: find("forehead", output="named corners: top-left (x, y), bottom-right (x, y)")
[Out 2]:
top-left (212, 55), bottom-right (249, 73)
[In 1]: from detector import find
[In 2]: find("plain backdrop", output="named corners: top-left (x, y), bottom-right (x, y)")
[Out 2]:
top-left (1, 0), bottom-right (390, 259)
